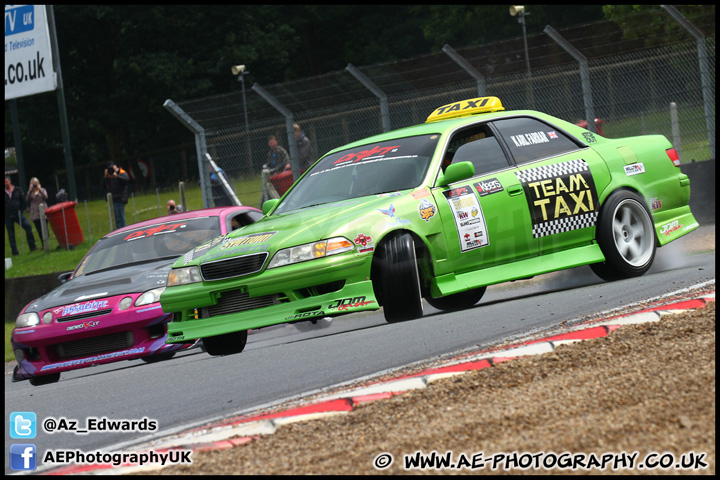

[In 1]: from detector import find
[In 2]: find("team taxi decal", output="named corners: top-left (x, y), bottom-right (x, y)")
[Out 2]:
top-left (418, 199), bottom-right (437, 222)
top-left (515, 159), bottom-right (599, 238)
top-left (443, 186), bottom-right (489, 252)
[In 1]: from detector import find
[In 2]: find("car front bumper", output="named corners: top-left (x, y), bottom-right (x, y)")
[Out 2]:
top-left (162, 252), bottom-right (379, 342)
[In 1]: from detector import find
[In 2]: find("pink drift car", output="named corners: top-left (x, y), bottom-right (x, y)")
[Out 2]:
top-left (12, 206), bottom-right (262, 386)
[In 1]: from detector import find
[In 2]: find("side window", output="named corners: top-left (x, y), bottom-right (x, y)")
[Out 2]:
top-left (444, 125), bottom-right (510, 177)
top-left (229, 211), bottom-right (263, 231)
top-left (492, 117), bottom-right (580, 165)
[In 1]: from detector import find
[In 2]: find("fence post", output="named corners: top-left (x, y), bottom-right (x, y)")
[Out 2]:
top-left (179, 181), bottom-right (187, 212)
top-left (84, 200), bottom-right (92, 247)
top-left (661, 5), bottom-right (715, 161)
top-left (670, 102), bottom-right (683, 161)
top-left (39, 204), bottom-right (50, 251)
top-left (107, 193), bottom-right (117, 231)
top-left (442, 44), bottom-right (487, 97)
top-left (544, 25), bottom-right (596, 133)
top-left (164, 99), bottom-right (212, 208)
top-left (346, 64), bottom-right (391, 133)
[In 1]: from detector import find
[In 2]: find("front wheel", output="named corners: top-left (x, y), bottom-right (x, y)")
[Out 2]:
top-left (202, 330), bottom-right (248, 356)
top-left (591, 190), bottom-right (656, 281)
top-left (373, 233), bottom-right (424, 323)
top-left (426, 286), bottom-right (487, 312)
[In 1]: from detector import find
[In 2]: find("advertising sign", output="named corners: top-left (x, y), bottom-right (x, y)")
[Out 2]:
top-left (5, 5), bottom-right (57, 100)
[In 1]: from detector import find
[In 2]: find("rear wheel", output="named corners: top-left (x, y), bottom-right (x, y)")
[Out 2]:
top-left (202, 330), bottom-right (248, 356)
top-left (591, 190), bottom-right (656, 281)
top-left (374, 233), bottom-right (424, 323)
top-left (426, 286), bottom-right (487, 312)
top-left (29, 372), bottom-right (60, 386)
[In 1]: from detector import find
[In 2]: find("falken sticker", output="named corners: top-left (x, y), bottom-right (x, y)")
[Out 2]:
top-left (624, 163), bottom-right (645, 176)
top-left (473, 178), bottom-right (503, 197)
top-left (515, 159), bottom-right (599, 238)
top-left (442, 186), bottom-right (489, 252)
top-left (418, 199), bottom-right (437, 222)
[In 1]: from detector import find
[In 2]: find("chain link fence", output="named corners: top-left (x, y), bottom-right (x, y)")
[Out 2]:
top-left (167, 7), bottom-right (714, 208)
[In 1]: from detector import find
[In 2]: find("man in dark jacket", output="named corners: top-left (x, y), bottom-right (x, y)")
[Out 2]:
top-left (4, 176), bottom-right (37, 255)
top-left (101, 162), bottom-right (130, 228)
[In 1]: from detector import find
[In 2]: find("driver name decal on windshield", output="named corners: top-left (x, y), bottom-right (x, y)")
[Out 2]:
top-left (124, 223), bottom-right (187, 241)
top-left (515, 158), bottom-right (599, 238)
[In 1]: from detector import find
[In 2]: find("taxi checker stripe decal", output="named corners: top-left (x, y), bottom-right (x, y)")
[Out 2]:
top-left (515, 158), bottom-right (590, 183)
top-left (515, 158), bottom-right (599, 239)
top-left (532, 212), bottom-right (598, 238)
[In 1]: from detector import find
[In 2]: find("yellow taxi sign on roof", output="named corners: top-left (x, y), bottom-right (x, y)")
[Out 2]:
top-left (425, 96), bottom-right (504, 123)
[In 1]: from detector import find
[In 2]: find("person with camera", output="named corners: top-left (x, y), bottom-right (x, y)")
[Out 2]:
top-left (4, 175), bottom-right (37, 255)
top-left (101, 161), bottom-right (130, 228)
top-left (26, 177), bottom-right (49, 249)
top-left (166, 199), bottom-right (180, 215)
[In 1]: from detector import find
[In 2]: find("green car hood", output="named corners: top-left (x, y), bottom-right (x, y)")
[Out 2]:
top-left (176, 194), bottom-right (414, 267)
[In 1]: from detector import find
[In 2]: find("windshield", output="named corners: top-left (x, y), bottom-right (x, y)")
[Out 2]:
top-left (74, 217), bottom-right (222, 276)
top-left (275, 134), bottom-right (440, 214)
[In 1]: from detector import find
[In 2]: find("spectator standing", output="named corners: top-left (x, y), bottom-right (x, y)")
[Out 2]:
top-left (209, 166), bottom-right (233, 207)
top-left (266, 135), bottom-right (290, 174)
top-left (293, 123), bottom-right (316, 171)
top-left (4, 176), bottom-right (37, 255)
top-left (26, 177), bottom-right (49, 249)
top-left (101, 161), bottom-right (130, 228)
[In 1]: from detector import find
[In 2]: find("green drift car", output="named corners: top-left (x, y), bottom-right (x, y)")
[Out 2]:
top-left (160, 97), bottom-right (698, 356)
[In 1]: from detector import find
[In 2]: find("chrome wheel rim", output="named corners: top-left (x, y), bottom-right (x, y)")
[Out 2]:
top-left (611, 199), bottom-right (653, 267)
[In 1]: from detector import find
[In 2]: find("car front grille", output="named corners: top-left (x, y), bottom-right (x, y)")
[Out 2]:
top-left (55, 332), bottom-right (134, 359)
top-left (200, 253), bottom-right (268, 281)
top-left (55, 309), bottom-right (113, 323)
top-left (201, 289), bottom-right (279, 318)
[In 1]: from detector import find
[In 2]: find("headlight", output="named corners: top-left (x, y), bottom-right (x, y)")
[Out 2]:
top-left (135, 287), bottom-right (165, 307)
top-left (16, 312), bottom-right (40, 328)
top-left (167, 266), bottom-right (202, 287)
top-left (268, 237), bottom-right (354, 269)
top-left (118, 296), bottom-right (133, 311)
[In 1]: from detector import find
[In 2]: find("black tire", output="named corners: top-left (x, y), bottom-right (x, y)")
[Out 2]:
top-left (426, 286), bottom-right (487, 312)
top-left (374, 233), bottom-right (424, 323)
top-left (590, 190), bottom-right (656, 281)
top-left (202, 330), bottom-right (248, 356)
top-left (29, 372), bottom-right (60, 386)
top-left (141, 351), bottom-right (177, 363)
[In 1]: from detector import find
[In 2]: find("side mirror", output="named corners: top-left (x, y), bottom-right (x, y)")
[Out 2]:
top-left (262, 199), bottom-right (280, 215)
top-left (58, 271), bottom-right (73, 284)
top-left (436, 161), bottom-right (475, 186)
